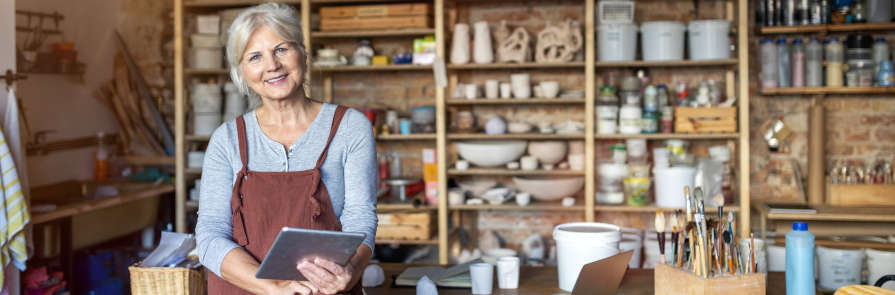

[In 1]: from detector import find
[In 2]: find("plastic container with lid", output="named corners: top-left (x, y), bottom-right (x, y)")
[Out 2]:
top-left (643, 85), bottom-right (658, 112)
top-left (826, 37), bottom-right (845, 87)
top-left (656, 84), bottom-right (670, 107)
top-left (624, 177), bottom-right (650, 207)
top-left (598, 23), bottom-right (638, 62)
top-left (618, 105), bottom-right (642, 134)
top-left (785, 222), bottom-right (815, 295)
top-left (641, 21), bottom-right (686, 61)
top-left (873, 37), bottom-right (890, 75)
top-left (761, 39), bottom-right (779, 89)
top-left (687, 20), bottom-right (731, 60)
top-left (597, 161), bottom-right (627, 204)
top-left (806, 38), bottom-right (824, 87)
top-left (597, 86), bottom-right (619, 105)
top-left (553, 222), bottom-right (621, 291)
top-left (878, 60), bottom-right (895, 87)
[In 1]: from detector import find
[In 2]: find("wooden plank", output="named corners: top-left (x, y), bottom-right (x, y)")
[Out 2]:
top-left (175, 0), bottom-right (186, 233)
top-left (31, 184), bottom-right (174, 225)
top-left (738, 0), bottom-right (752, 238)
top-left (674, 107), bottom-right (737, 133)
top-left (448, 169), bottom-right (585, 176)
top-left (448, 61), bottom-right (585, 70)
top-left (311, 28), bottom-right (434, 38)
top-left (185, 0), bottom-right (302, 8)
top-left (377, 203), bottom-right (438, 212)
top-left (374, 239), bottom-right (439, 245)
top-left (448, 133), bottom-right (585, 140)
top-left (320, 15), bottom-right (432, 31)
top-left (185, 168), bottom-right (203, 175)
top-left (595, 59), bottom-right (738, 68)
top-left (450, 203), bottom-right (585, 211)
top-left (435, 0), bottom-right (448, 265)
top-left (123, 155), bottom-right (175, 166)
top-left (771, 237), bottom-right (895, 250)
top-left (26, 134), bottom-right (120, 156)
top-left (655, 263), bottom-right (765, 295)
top-left (446, 98), bottom-right (585, 105)
top-left (377, 212), bottom-right (434, 240)
top-left (376, 134), bottom-right (436, 141)
top-left (185, 68), bottom-right (229, 75)
top-left (760, 87), bottom-right (895, 95)
top-left (320, 3), bottom-right (431, 18)
top-left (828, 184), bottom-right (895, 206)
top-left (595, 133), bottom-right (739, 140)
top-left (596, 205), bottom-right (737, 213)
top-left (185, 134), bottom-right (211, 142)
top-left (759, 22), bottom-right (895, 34)
top-left (313, 64), bottom-right (432, 72)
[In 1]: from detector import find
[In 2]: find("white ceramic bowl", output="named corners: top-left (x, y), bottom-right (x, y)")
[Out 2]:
top-left (455, 140), bottom-right (528, 167)
top-left (457, 180), bottom-right (497, 197)
top-left (528, 141), bottom-right (568, 165)
top-left (512, 176), bottom-right (584, 201)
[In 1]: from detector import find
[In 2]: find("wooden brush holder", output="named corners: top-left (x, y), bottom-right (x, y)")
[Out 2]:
top-left (654, 263), bottom-right (766, 295)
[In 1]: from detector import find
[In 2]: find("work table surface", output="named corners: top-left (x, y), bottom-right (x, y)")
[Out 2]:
top-left (365, 263), bottom-right (786, 295)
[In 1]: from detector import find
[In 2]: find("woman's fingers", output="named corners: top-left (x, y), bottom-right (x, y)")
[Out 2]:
top-left (298, 261), bottom-right (336, 290)
top-left (313, 258), bottom-right (347, 276)
top-left (287, 280), bottom-right (311, 295)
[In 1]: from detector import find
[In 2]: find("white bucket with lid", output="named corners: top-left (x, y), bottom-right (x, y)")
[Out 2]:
top-left (553, 222), bottom-right (621, 291)
top-left (867, 248), bottom-right (895, 290)
top-left (688, 20), bottom-right (731, 60)
top-left (653, 166), bottom-right (696, 208)
top-left (598, 23), bottom-right (638, 61)
top-left (767, 244), bottom-right (786, 272)
top-left (641, 21), bottom-right (686, 61)
top-left (817, 246), bottom-right (865, 291)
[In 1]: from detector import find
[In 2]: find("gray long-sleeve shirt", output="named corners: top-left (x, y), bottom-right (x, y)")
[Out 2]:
top-left (196, 103), bottom-right (378, 277)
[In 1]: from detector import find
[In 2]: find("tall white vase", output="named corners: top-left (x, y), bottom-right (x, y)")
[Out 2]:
top-left (473, 21), bottom-right (494, 64)
top-left (450, 23), bottom-right (470, 65)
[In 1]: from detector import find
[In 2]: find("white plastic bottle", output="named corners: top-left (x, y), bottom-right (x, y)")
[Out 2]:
top-left (777, 39), bottom-right (792, 88)
top-left (873, 37), bottom-right (890, 76)
top-left (826, 37), bottom-right (844, 87)
top-left (806, 38), bottom-right (824, 87)
top-left (792, 39), bottom-right (806, 87)
top-left (761, 39), bottom-right (779, 89)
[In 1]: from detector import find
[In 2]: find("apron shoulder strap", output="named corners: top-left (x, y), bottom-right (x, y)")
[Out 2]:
top-left (236, 115), bottom-right (249, 171)
top-left (314, 105), bottom-right (349, 169)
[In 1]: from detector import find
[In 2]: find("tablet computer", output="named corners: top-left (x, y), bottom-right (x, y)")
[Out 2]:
top-left (255, 227), bottom-right (366, 281)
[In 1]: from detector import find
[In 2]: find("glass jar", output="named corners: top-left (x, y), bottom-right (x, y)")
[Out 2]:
top-left (597, 161), bottom-right (627, 205)
top-left (598, 86), bottom-right (619, 105)
top-left (624, 177), bottom-right (651, 207)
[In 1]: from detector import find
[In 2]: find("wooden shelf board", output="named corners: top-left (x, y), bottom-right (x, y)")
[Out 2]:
top-left (755, 202), bottom-right (895, 222)
top-left (376, 134), bottom-right (436, 141)
top-left (374, 238), bottom-right (439, 245)
top-left (185, 0), bottom-right (301, 8)
top-left (450, 203), bottom-right (585, 211)
top-left (449, 133), bottom-right (584, 140)
top-left (448, 62), bottom-right (586, 70)
top-left (760, 87), bottom-right (895, 95)
top-left (32, 183), bottom-right (175, 225)
top-left (312, 28), bottom-right (434, 38)
top-left (595, 204), bottom-right (739, 213)
top-left (123, 155), bottom-right (175, 166)
top-left (185, 68), bottom-right (228, 75)
top-left (186, 200), bottom-right (199, 209)
top-left (185, 168), bottom-right (203, 175)
top-left (446, 98), bottom-right (586, 105)
top-left (595, 59), bottom-right (738, 68)
top-left (595, 133), bottom-right (740, 140)
top-left (312, 64), bottom-right (431, 72)
top-left (377, 203), bottom-right (437, 211)
top-left (185, 134), bottom-right (211, 142)
top-left (771, 237), bottom-right (895, 250)
top-left (448, 168), bottom-right (584, 176)
top-left (759, 23), bottom-right (895, 34)
top-left (311, 0), bottom-right (407, 3)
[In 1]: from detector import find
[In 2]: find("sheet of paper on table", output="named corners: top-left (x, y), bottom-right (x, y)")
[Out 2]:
top-left (395, 259), bottom-right (479, 288)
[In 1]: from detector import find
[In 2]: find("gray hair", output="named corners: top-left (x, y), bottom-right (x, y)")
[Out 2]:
top-left (226, 2), bottom-right (310, 107)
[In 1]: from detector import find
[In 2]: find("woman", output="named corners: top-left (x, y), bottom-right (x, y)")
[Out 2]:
top-left (195, 3), bottom-right (378, 294)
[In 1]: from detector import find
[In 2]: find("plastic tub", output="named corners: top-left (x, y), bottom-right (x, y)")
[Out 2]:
top-left (866, 248), bottom-right (895, 290)
top-left (190, 47), bottom-right (224, 69)
top-left (641, 21), bottom-right (686, 61)
top-left (687, 20), bottom-right (731, 60)
top-left (653, 166), bottom-right (696, 208)
top-left (619, 236), bottom-right (642, 269)
top-left (553, 222), bottom-right (621, 291)
top-left (767, 244), bottom-right (786, 272)
top-left (598, 24), bottom-right (638, 61)
top-left (816, 246), bottom-right (864, 291)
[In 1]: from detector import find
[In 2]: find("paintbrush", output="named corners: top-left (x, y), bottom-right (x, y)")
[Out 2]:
top-left (723, 229), bottom-right (733, 275)
top-left (707, 219), bottom-right (721, 273)
top-left (750, 233), bottom-right (756, 273)
top-left (685, 221), bottom-right (696, 271)
top-left (694, 213), bottom-right (709, 278)
top-left (655, 210), bottom-right (666, 264)
top-left (684, 186), bottom-right (693, 223)
top-left (677, 212), bottom-right (687, 268)
top-left (670, 212), bottom-right (679, 266)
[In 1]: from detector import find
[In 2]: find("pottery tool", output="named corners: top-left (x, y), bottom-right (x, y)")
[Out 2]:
top-left (694, 213), bottom-right (709, 278)
top-left (684, 186), bottom-right (693, 223)
top-left (670, 212), bottom-right (679, 266)
top-left (750, 233), bottom-right (756, 273)
top-left (655, 210), bottom-right (666, 264)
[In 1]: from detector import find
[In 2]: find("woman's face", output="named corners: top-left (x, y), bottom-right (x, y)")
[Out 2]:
top-left (240, 25), bottom-right (304, 101)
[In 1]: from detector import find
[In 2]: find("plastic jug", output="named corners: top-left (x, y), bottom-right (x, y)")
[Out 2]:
top-left (792, 39), bottom-right (806, 87)
top-left (761, 39), bottom-right (778, 89)
top-left (826, 37), bottom-right (844, 87)
top-left (777, 39), bottom-right (792, 88)
top-left (786, 222), bottom-right (815, 295)
top-left (806, 38), bottom-right (824, 87)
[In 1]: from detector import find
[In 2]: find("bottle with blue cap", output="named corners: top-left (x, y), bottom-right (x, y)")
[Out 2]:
top-left (806, 37), bottom-right (824, 87)
top-left (786, 221), bottom-right (815, 295)
top-left (777, 38), bottom-right (792, 88)
top-left (873, 37), bottom-right (889, 76)
top-left (760, 39), bottom-right (779, 89)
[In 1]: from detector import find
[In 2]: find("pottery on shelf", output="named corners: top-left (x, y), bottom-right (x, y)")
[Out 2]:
top-left (499, 83), bottom-right (512, 99)
top-left (455, 140), bottom-right (528, 167)
top-left (512, 176), bottom-right (585, 201)
top-left (485, 80), bottom-right (499, 99)
top-left (450, 23), bottom-right (471, 65)
top-left (554, 120), bottom-right (585, 134)
top-left (457, 179), bottom-right (497, 197)
top-left (539, 81), bottom-right (560, 98)
top-left (454, 111), bottom-right (477, 132)
top-left (493, 20), bottom-right (511, 54)
top-left (520, 156), bottom-right (538, 170)
top-left (507, 121), bottom-right (533, 134)
top-left (535, 20), bottom-right (583, 63)
top-left (528, 141), bottom-right (568, 165)
top-left (498, 26), bottom-right (531, 63)
top-left (473, 21), bottom-right (494, 64)
top-left (510, 73), bottom-right (531, 99)
top-left (485, 116), bottom-right (507, 134)
top-left (465, 84), bottom-right (480, 99)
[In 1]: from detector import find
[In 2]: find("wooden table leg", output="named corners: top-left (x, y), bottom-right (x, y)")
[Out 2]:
top-left (60, 217), bottom-right (75, 293)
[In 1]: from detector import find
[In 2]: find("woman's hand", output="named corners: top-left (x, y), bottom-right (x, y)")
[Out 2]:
top-left (297, 258), bottom-right (356, 294)
top-left (264, 280), bottom-right (318, 295)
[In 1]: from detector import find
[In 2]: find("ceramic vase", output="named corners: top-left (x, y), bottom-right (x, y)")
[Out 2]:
top-left (510, 73), bottom-right (531, 99)
top-left (473, 21), bottom-right (494, 64)
top-left (451, 23), bottom-right (471, 65)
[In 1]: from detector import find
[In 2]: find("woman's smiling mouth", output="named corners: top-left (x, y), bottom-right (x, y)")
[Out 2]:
top-left (266, 74), bottom-right (288, 85)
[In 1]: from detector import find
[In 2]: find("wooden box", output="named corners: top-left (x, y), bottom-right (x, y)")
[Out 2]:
top-left (674, 107), bottom-right (737, 133)
top-left (376, 212), bottom-right (434, 241)
top-left (320, 4), bottom-right (432, 31)
top-left (827, 184), bottom-right (895, 206)
top-left (654, 263), bottom-right (766, 295)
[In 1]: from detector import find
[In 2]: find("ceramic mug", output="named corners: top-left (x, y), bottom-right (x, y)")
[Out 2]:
top-left (497, 257), bottom-right (520, 289)
top-left (520, 156), bottom-right (538, 170)
top-left (515, 192), bottom-right (531, 206)
top-left (510, 74), bottom-right (531, 99)
top-left (568, 154), bottom-right (585, 170)
top-left (485, 80), bottom-right (499, 99)
top-left (465, 84), bottom-right (480, 99)
top-left (499, 83), bottom-right (512, 99)
top-left (540, 81), bottom-right (560, 98)
top-left (455, 160), bottom-right (470, 170)
top-left (470, 263), bottom-right (493, 294)
top-left (317, 48), bottom-right (339, 59)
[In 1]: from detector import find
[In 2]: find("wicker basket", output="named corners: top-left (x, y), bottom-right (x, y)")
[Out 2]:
top-left (129, 263), bottom-right (206, 295)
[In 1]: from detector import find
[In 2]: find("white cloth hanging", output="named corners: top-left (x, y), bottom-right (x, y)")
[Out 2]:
top-left (0, 88), bottom-right (29, 295)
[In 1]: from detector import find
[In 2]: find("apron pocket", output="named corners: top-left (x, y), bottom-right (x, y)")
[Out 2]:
top-left (232, 208), bottom-right (249, 246)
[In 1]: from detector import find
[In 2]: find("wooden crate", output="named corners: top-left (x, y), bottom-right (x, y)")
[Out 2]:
top-left (654, 263), bottom-right (765, 295)
top-left (320, 4), bottom-right (432, 31)
top-left (674, 107), bottom-right (737, 133)
top-left (828, 184), bottom-right (895, 206)
top-left (376, 212), bottom-right (434, 241)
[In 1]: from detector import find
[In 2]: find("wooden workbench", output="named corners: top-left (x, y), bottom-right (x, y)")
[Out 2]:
top-left (365, 263), bottom-right (787, 295)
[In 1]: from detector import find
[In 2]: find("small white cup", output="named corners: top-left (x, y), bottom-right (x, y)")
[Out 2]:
top-left (455, 160), bottom-right (470, 170)
top-left (540, 81), bottom-right (560, 98)
top-left (470, 263), bottom-right (494, 294)
top-left (465, 84), bottom-right (480, 99)
top-left (497, 257), bottom-right (520, 289)
top-left (506, 161), bottom-right (520, 170)
top-left (515, 193), bottom-right (531, 206)
top-left (568, 154), bottom-right (585, 170)
top-left (510, 73), bottom-right (531, 99)
top-left (485, 80), bottom-right (499, 99)
top-left (499, 83), bottom-right (512, 99)
top-left (520, 156), bottom-right (538, 171)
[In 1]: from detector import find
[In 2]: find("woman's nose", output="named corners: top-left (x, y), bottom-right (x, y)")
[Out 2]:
top-left (264, 55), bottom-right (282, 71)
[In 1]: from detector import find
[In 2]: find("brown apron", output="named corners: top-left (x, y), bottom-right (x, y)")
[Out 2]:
top-left (208, 106), bottom-right (363, 295)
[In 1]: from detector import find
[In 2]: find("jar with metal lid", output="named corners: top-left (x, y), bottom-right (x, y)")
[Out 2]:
top-left (598, 86), bottom-right (618, 105)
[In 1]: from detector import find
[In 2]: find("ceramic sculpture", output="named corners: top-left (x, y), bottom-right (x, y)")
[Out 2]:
top-left (535, 20), bottom-right (583, 63)
top-left (498, 27), bottom-right (531, 63)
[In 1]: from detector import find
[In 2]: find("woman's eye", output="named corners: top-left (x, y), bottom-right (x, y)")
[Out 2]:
top-left (276, 47), bottom-right (288, 55)
top-left (248, 55), bottom-right (260, 63)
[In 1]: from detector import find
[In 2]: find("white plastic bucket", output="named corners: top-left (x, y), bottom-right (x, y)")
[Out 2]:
top-left (738, 237), bottom-right (768, 273)
top-left (194, 113), bottom-right (222, 136)
top-left (190, 47), bottom-right (224, 69)
top-left (598, 23), bottom-right (638, 61)
top-left (553, 222), bottom-right (621, 291)
top-left (688, 20), bottom-right (730, 60)
top-left (817, 246), bottom-right (865, 291)
top-left (653, 166), bottom-right (696, 208)
top-left (767, 244), bottom-right (786, 272)
top-left (866, 248), bottom-right (895, 290)
top-left (641, 21), bottom-right (686, 61)
top-left (191, 83), bottom-right (223, 113)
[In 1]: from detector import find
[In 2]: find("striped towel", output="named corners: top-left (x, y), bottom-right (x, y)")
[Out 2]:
top-left (0, 127), bottom-right (29, 288)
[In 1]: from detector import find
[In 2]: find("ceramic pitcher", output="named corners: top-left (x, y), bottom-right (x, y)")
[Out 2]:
top-left (451, 23), bottom-right (470, 64)
top-left (473, 21), bottom-right (494, 64)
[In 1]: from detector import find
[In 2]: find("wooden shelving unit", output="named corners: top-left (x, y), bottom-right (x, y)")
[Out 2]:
top-left (184, 0), bottom-right (302, 8)
top-left (448, 133), bottom-right (585, 140)
top-left (447, 168), bottom-right (585, 176)
top-left (446, 98), bottom-right (586, 105)
top-left (595, 59), bottom-right (738, 68)
top-left (759, 22), bottom-right (895, 34)
top-left (760, 87), bottom-right (895, 95)
top-left (595, 133), bottom-right (740, 140)
top-left (377, 203), bottom-right (438, 211)
top-left (374, 238), bottom-right (439, 245)
top-left (450, 203), bottom-right (585, 211)
top-left (311, 28), bottom-right (434, 38)
top-left (185, 68), bottom-right (228, 75)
